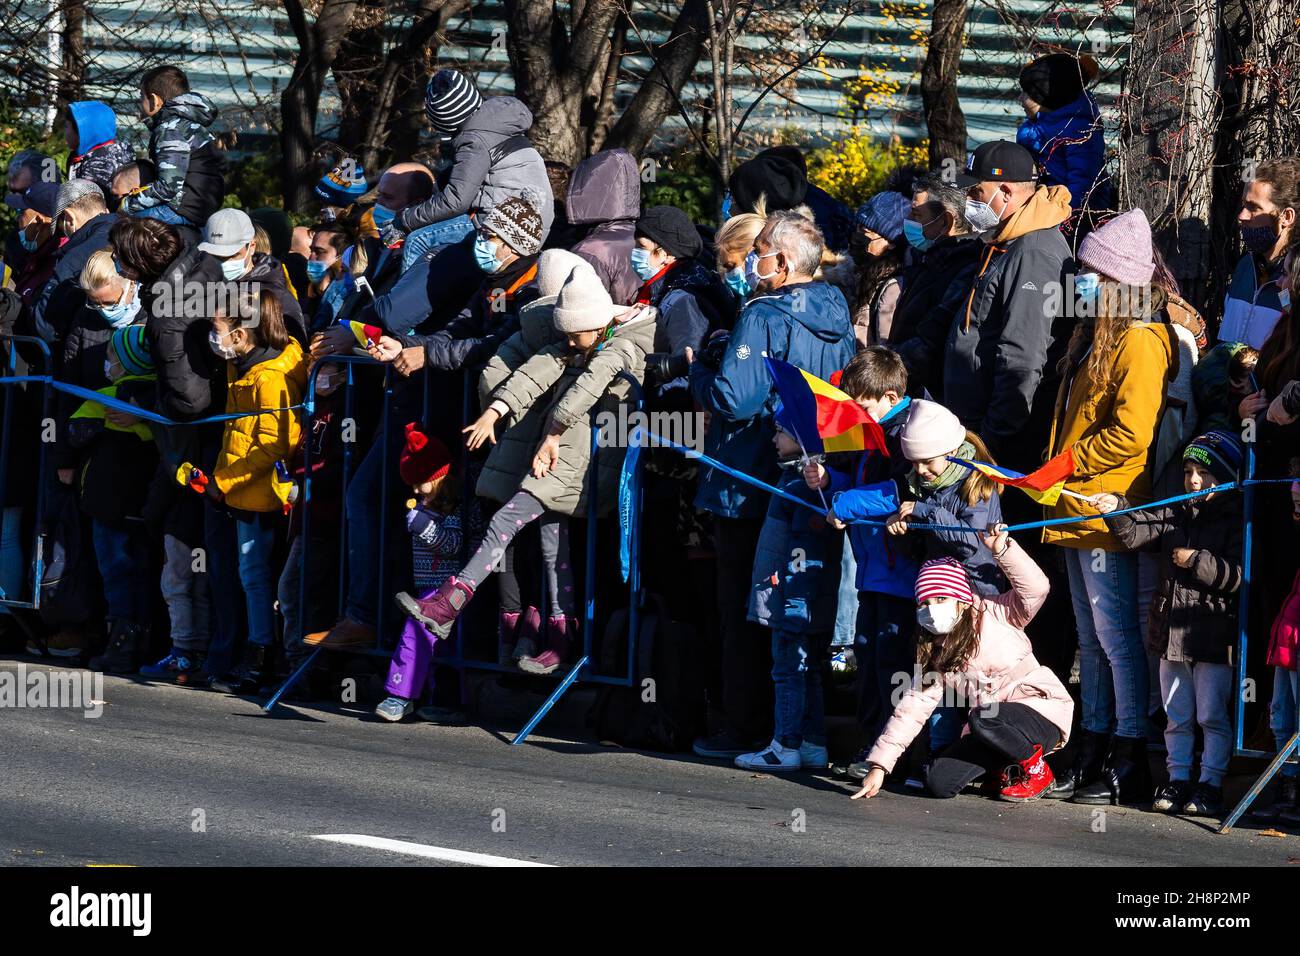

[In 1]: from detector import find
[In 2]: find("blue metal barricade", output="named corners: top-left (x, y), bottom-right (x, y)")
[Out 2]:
top-left (0, 334), bottom-right (54, 610)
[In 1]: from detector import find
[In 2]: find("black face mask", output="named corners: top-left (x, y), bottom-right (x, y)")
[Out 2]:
top-left (1241, 219), bottom-right (1279, 256)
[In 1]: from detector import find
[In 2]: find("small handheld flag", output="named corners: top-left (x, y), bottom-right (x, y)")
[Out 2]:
top-left (948, 448), bottom-right (1077, 506)
top-left (175, 461), bottom-right (209, 495)
top-left (339, 319), bottom-right (383, 349)
top-left (765, 357), bottom-right (888, 456)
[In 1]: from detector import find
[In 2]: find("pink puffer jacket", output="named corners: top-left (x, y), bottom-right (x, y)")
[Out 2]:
top-left (866, 540), bottom-right (1074, 774)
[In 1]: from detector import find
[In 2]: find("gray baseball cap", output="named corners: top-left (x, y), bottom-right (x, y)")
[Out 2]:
top-left (53, 178), bottom-right (106, 222)
top-left (199, 208), bottom-right (256, 256)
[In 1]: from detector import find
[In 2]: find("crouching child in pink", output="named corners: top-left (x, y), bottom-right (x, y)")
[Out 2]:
top-left (852, 525), bottom-right (1073, 803)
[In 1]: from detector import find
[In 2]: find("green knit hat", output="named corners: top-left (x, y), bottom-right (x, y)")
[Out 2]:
top-left (111, 324), bottom-right (154, 376)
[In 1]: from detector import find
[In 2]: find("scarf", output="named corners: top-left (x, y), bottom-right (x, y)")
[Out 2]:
top-left (908, 441), bottom-right (975, 496)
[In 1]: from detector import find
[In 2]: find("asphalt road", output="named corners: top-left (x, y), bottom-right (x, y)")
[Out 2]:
top-left (2, 659), bottom-right (1296, 867)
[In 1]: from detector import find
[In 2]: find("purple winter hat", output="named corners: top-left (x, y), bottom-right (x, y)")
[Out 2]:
top-left (1078, 208), bottom-right (1155, 286)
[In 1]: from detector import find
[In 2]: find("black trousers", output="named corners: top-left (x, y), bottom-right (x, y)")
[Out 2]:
top-left (925, 702), bottom-right (1061, 799)
top-left (714, 515), bottom-right (773, 742)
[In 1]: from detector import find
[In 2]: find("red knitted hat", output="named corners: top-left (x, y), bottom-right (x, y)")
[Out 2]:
top-left (399, 422), bottom-right (451, 486)
top-left (915, 558), bottom-right (974, 605)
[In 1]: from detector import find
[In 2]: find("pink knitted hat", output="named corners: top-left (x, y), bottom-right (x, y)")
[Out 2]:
top-left (915, 558), bottom-right (975, 605)
top-left (1078, 208), bottom-right (1155, 286)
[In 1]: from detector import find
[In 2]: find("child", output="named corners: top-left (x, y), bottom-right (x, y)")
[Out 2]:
top-left (804, 348), bottom-right (923, 778)
top-left (202, 288), bottom-right (307, 694)
top-left (379, 425), bottom-right (469, 721)
top-left (78, 325), bottom-right (161, 673)
top-left (121, 66), bottom-right (225, 230)
top-left (734, 412), bottom-right (845, 772)
top-left (399, 262), bottom-right (655, 673)
top-left (853, 528), bottom-right (1074, 802)
top-left (1093, 431), bottom-right (1243, 816)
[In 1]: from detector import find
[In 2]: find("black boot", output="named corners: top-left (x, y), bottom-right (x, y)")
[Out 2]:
top-left (1071, 735), bottom-right (1152, 805)
top-left (211, 643), bottom-right (267, 695)
top-left (89, 619), bottom-right (145, 674)
top-left (1044, 729), bottom-right (1108, 800)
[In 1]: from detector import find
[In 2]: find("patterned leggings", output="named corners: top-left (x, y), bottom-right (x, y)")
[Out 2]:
top-left (459, 491), bottom-right (575, 618)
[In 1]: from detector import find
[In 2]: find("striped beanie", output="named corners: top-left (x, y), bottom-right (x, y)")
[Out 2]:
top-left (111, 325), bottom-right (154, 376)
top-left (425, 70), bottom-right (483, 134)
top-left (915, 558), bottom-right (974, 605)
top-left (1183, 430), bottom-right (1243, 484)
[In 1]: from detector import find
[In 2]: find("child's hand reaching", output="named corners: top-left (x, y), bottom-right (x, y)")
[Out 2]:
top-left (851, 766), bottom-right (886, 800)
top-left (463, 408), bottom-right (501, 450)
top-left (1089, 493), bottom-right (1120, 513)
top-left (885, 500), bottom-right (914, 536)
top-left (826, 509), bottom-right (846, 531)
top-left (803, 460), bottom-right (827, 490)
top-left (532, 433), bottom-right (561, 479)
top-left (366, 335), bottom-right (403, 363)
top-left (982, 522), bottom-right (1010, 557)
top-left (1172, 548), bottom-right (1197, 568)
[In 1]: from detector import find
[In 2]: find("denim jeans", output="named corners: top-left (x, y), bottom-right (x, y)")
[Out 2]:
top-left (203, 500), bottom-right (245, 676)
top-left (1160, 659), bottom-right (1233, 786)
top-left (232, 510), bottom-right (279, 648)
top-left (771, 628), bottom-right (830, 748)
top-left (160, 533), bottom-right (211, 655)
top-left (833, 546), bottom-right (858, 647)
top-left (0, 505), bottom-right (23, 608)
top-left (1271, 667), bottom-right (1300, 779)
top-left (1064, 547), bottom-right (1148, 738)
top-left (131, 204), bottom-right (192, 227)
top-left (91, 520), bottom-right (150, 622)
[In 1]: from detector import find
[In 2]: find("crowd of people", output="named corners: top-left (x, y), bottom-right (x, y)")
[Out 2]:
top-left (1, 52), bottom-right (1297, 824)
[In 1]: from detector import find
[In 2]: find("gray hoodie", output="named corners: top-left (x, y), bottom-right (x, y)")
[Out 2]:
top-left (398, 96), bottom-right (554, 238)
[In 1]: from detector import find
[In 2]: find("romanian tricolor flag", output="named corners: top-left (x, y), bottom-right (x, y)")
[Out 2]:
top-left (340, 319), bottom-right (383, 349)
top-left (949, 448), bottom-right (1076, 506)
top-left (765, 357), bottom-right (888, 456)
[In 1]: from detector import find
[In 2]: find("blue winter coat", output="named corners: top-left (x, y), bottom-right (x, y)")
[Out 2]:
top-left (748, 470), bottom-right (845, 635)
top-left (826, 398), bottom-right (922, 600)
top-left (1016, 92), bottom-right (1111, 212)
top-left (690, 280), bottom-right (856, 520)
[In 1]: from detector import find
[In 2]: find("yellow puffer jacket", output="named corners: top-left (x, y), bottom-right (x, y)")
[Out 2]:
top-left (1042, 322), bottom-right (1174, 551)
top-left (213, 339), bottom-right (308, 513)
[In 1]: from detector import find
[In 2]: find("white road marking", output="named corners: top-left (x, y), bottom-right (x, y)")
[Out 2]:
top-left (312, 834), bottom-right (555, 867)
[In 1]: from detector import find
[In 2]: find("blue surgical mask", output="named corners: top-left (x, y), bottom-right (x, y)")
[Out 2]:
top-left (745, 250), bottom-right (779, 289)
top-left (306, 259), bottom-right (329, 283)
top-left (630, 247), bottom-right (657, 281)
top-left (1074, 272), bottom-right (1101, 303)
top-left (99, 282), bottom-right (141, 328)
top-left (473, 235), bottom-right (503, 274)
top-left (371, 204), bottom-right (396, 228)
top-left (721, 193), bottom-right (733, 220)
top-left (902, 218), bottom-right (935, 252)
top-left (221, 254), bottom-right (248, 281)
top-left (1281, 288), bottom-right (1292, 312)
top-left (19, 229), bottom-right (39, 252)
top-left (724, 266), bottom-right (749, 297)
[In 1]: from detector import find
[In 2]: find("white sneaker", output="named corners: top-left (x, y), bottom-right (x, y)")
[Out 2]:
top-left (735, 739), bottom-right (801, 773)
top-left (798, 741), bottom-right (829, 770)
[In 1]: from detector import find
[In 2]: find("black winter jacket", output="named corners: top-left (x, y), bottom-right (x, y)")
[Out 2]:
top-left (893, 234), bottom-right (984, 398)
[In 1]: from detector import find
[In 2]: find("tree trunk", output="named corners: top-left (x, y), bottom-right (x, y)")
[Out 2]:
top-left (921, 0), bottom-right (969, 169)
top-left (57, 0), bottom-right (86, 115)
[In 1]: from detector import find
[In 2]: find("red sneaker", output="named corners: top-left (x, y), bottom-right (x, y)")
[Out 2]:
top-left (998, 745), bottom-right (1055, 802)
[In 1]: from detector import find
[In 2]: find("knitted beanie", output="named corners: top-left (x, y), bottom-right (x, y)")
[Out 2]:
top-left (1183, 430), bottom-right (1244, 484)
top-left (399, 422), bottom-right (452, 487)
top-left (536, 248), bottom-right (595, 301)
top-left (1019, 53), bottom-right (1089, 112)
top-left (314, 160), bottom-right (368, 206)
top-left (111, 324), bottom-right (154, 376)
top-left (482, 189), bottom-right (546, 257)
top-left (1078, 208), bottom-right (1155, 286)
top-left (728, 153), bottom-right (808, 214)
top-left (552, 264), bottom-right (622, 333)
top-left (855, 191), bottom-right (912, 243)
top-left (425, 69), bottom-right (483, 134)
top-left (915, 557), bottom-right (975, 605)
top-left (636, 205), bottom-right (703, 260)
top-left (899, 399), bottom-right (967, 461)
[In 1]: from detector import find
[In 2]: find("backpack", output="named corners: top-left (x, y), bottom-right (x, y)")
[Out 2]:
top-left (38, 483), bottom-right (100, 629)
top-left (589, 593), bottom-right (706, 752)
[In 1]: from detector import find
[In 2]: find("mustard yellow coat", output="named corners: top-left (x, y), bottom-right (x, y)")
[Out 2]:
top-left (213, 339), bottom-right (307, 513)
top-left (1042, 322), bottom-right (1174, 551)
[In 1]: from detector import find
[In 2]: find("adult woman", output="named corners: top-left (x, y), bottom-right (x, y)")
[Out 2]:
top-left (1042, 208), bottom-right (1175, 806)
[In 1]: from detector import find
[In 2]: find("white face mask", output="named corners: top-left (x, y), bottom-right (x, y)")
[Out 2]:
top-left (209, 328), bottom-right (239, 360)
top-left (964, 190), bottom-right (1005, 236)
top-left (917, 600), bottom-right (961, 634)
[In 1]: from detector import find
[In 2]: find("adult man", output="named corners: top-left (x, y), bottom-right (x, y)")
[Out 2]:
top-left (198, 208), bottom-right (305, 343)
top-left (1220, 157), bottom-right (1299, 349)
top-left (31, 179), bottom-right (116, 348)
top-left (947, 140), bottom-right (1074, 473)
top-left (688, 211), bottom-right (856, 761)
